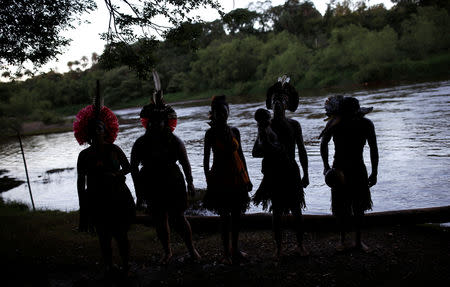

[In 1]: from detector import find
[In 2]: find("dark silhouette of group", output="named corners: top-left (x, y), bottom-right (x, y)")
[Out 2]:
top-left (74, 76), bottom-right (379, 276)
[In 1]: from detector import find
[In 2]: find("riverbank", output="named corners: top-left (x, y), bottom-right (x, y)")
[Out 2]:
top-left (1, 199), bottom-right (449, 287)
top-left (5, 78), bottom-right (447, 138)
top-left (5, 98), bottom-right (209, 137)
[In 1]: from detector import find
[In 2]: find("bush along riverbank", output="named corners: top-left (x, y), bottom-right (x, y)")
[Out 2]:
top-left (1, 197), bottom-right (449, 286)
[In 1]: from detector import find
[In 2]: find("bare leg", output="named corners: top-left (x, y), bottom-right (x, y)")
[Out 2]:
top-left (272, 208), bottom-right (282, 259)
top-left (114, 229), bottom-right (130, 273)
top-left (155, 212), bottom-right (172, 264)
top-left (173, 212), bottom-right (200, 260)
top-left (231, 208), bottom-right (245, 264)
top-left (219, 211), bottom-right (232, 264)
top-left (98, 228), bottom-right (113, 271)
top-left (291, 207), bottom-right (308, 256)
top-left (336, 215), bottom-right (347, 251)
top-left (354, 210), bottom-right (369, 252)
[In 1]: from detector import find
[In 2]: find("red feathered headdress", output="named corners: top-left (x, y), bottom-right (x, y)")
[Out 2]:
top-left (73, 105), bottom-right (119, 145)
top-left (139, 70), bottom-right (177, 131)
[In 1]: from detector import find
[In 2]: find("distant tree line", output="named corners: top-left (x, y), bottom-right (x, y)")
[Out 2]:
top-left (1, 0), bottom-right (449, 127)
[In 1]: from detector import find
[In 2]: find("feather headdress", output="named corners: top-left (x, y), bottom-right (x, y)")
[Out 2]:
top-left (73, 80), bottom-right (119, 145)
top-left (266, 75), bottom-right (299, 112)
top-left (140, 70), bottom-right (177, 131)
top-left (318, 95), bottom-right (373, 138)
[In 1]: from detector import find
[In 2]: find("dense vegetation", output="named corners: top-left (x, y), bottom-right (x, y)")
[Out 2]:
top-left (1, 0), bottom-right (449, 129)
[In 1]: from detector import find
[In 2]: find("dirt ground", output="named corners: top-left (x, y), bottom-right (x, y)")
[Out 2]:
top-left (3, 223), bottom-right (449, 287)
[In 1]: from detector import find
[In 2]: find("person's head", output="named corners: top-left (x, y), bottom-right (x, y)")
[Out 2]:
top-left (140, 104), bottom-right (169, 133)
top-left (341, 97), bottom-right (360, 118)
top-left (87, 119), bottom-right (106, 145)
top-left (140, 103), bottom-right (177, 133)
top-left (210, 95), bottom-right (229, 126)
top-left (266, 80), bottom-right (299, 118)
top-left (255, 108), bottom-right (271, 128)
top-left (324, 95), bottom-right (344, 118)
top-left (272, 92), bottom-right (289, 118)
top-left (74, 104), bottom-right (119, 146)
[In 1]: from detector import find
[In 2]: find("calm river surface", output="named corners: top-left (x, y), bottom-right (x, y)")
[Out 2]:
top-left (1, 81), bottom-right (449, 214)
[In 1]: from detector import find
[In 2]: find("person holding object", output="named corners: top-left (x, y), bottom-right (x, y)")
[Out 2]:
top-left (320, 95), bottom-right (379, 252)
top-left (252, 76), bottom-right (309, 259)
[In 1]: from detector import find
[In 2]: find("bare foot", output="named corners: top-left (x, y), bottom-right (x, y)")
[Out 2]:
top-left (336, 242), bottom-right (346, 252)
top-left (354, 241), bottom-right (370, 252)
top-left (160, 252), bottom-right (173, 265)
top-left (232, 250), bottom-right (248, 265)
top-left (274, 248), bottom-right (282, 261)
top-left (219, 256), bottom-right (233, 265)
top-left (294, 244), bottom-right (309, 257)
top-left (189, 248), bottom-right (201, 261)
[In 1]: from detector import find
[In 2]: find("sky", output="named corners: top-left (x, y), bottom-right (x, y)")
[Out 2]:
top-left (40, 0), bottom-right (394, 74)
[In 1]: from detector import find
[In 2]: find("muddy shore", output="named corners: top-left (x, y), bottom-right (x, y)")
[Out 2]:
top-left (1, 204), bottom-right (449, 287)
top-left (3, 225), bottom-right (450, 287)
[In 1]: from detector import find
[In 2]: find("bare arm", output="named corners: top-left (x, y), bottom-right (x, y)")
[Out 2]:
top-left (76, 152), bottom-right (86, 207)
top-left (320, 120), bottom-right (334, 175)
top-left (203, 130), bottom-right (212, 178)
top-left (130, 139), bottom-right (143, 206)
top-left (366, 119), bottom-right (379, 187)
top-left (114, 144), bottom-right (130, 177)
top-left (175, 136), bottom-right (193, 188)
top-left (76, 151), bottom-right (88, 231)
top-left (320, 132), bottom-right (332, 175)
top-left (294, 121), bottom-right (309, 188)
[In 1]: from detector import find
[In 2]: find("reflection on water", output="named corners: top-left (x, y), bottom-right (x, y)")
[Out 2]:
top-left (1, 81), bottom-right (449, 214)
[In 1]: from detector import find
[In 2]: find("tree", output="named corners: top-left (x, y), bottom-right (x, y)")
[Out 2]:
top-left (1, 0), bottom-right (96, 70)
top-left (102, 0), bottom-right (221, 42)
top-left (268, 0), bottom-right (322, 39)
top-left (1, 0), bottom-right (222, 73)
top-left (67, 61), bottom-right (74, 71)
top-left (81, 56), bottom-right (89, 69)
top-left (222, 8), bottom-right (259, 34)
top-left (91, 52), bottom-right (99, 65)
top-left (248, 0), bottom-right (273, 32)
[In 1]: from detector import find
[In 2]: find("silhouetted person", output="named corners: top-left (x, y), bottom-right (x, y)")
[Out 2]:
top-left (252, 77), bottom-right (309, 258)
top-left (75, 104), bottom-right (135, 276)
top-left (130, 103), bottom-right (200, 265)
top-left (320, 96), bottom-right (379, 251)
top-left (203, 95), bottom-right (252, 265)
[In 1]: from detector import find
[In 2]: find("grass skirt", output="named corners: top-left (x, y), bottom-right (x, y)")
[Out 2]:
top-left (253, 158), bottom-right (305, 214)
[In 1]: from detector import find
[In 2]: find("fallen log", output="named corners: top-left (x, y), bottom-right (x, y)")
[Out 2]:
top-left (135, 205), bottom-right (450, 232)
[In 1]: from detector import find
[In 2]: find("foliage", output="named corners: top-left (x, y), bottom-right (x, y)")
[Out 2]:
top-left (0, 0), bottom-right (96, 72)
top-left (304, 24), bottom-right (399, 86)
top-left (102, 0), bottom-right (222, 42)
top-left (398, 6), bottom-right (450, 58)
top-left (1, 0), bottom-right (449, 127)
top-left (256, 31), bottom-right (312, 87)
top-left (222, 8), bottom-right (259, 34)
top-left (188, 36), bottom-right (262, 91)
top-left (99, 38), bottom-right (160, 79)
top-left (1, 0), bottom-right (222, 76)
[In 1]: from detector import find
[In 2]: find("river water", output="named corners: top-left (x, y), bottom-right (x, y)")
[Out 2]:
top-left (1, 81), bottom-right (449, 214)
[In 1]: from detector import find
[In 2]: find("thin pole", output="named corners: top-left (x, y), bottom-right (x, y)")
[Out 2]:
top-left (17, 132), bottom-right (35, 211)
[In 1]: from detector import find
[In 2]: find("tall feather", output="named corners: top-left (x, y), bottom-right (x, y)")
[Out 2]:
top-left (152, 70), bottom-right (163, 106)
top-left (278, 74), bottom-right (290, 86)
top-left (93, 79), bottom-right (102, 118)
